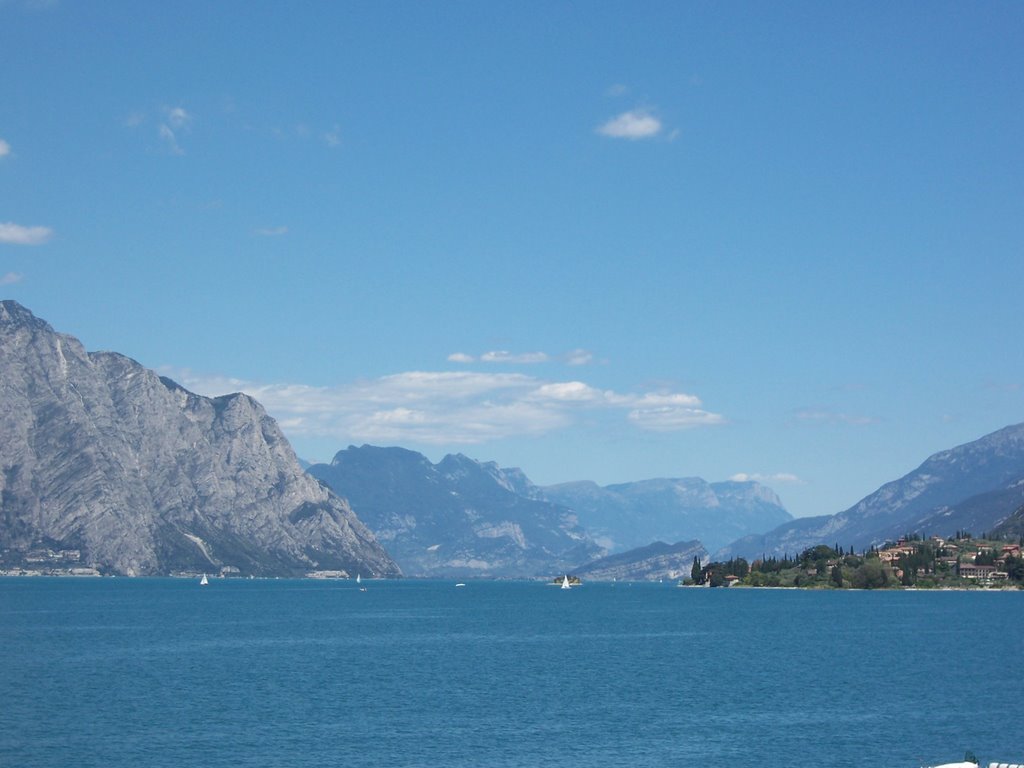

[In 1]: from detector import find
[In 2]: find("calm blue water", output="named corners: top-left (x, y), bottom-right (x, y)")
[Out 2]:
top-left (1, 579), bottom-right (1021, 768)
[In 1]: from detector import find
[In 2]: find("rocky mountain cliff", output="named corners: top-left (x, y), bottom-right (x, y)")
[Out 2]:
top-left (307, 445), bottom-right (603, 578)
top-left (716, 422), bottom-right (1024, 561)
top-left (537, 477), bottom-right (792, 554)
top-left (991, 503), bottom-right (1024, 539)
top-left (574, 540), bottom-right (707, 582)
top-left (0, 301), bottom-right (399, 577)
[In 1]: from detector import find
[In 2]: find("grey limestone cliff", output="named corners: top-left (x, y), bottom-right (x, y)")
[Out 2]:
top-left (0, 301), bottom-right (399, 577)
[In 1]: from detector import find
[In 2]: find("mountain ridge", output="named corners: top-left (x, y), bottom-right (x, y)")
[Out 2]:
top-left (715, 421), bottom-right (1024, 560)
top-left (537, 476), bottom-right (792, 554)
top-left (308, 445), bottom-right (604, 578)
top-left (0, 300), bottom-right (399, 577)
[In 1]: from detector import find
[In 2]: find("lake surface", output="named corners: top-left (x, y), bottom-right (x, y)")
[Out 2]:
top-left (1, 578), bottom-right (1021, 768)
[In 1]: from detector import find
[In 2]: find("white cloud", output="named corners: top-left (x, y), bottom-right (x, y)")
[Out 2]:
top-left (165, 106), bottom-right (192, 129)
top-left (730, 472), bottom-right (804, 485)
top-left (0, 138), bottom-right (10, 158)
top-left (628, 405), bottom-right (724, 431)
top-left (255, 226), bottom-right (288, 237)
top-left (0, 222), bottom-right (53, 245)
top-left (448, 352), bottom-right (474, 363)
top-left (164, 368), bottom-right (724, 446)
top-left (596, 110), bottom-right (662, 140)
top-left (0, 271), bottom-right (23, 285)
top-left (565, 349), bottom-right (594, 366)
top-left (480, 350), bottom-right (549, 364)
top-left (531, 381), bottom-right (606, 404)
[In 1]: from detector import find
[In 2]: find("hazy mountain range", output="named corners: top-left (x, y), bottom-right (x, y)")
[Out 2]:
top-left (308, 446), bottom-right (792, 578)
top-left (537, 478), bottom-right (791, 554)
top-left (307, 445), bottom-right (602, 578)
top-left (3, 300), bottom-right (1022, 581)
top-left (716, 422), bottom-right (1024, 561)
top-left (0, 301), bottom-right (398, 577)
top-left (573, 540), bottom-right (707, 582)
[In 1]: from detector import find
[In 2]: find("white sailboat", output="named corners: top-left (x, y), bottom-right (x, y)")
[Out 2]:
top-left (561, 575), bottom-right (571, 590)
top-left (199, 573), bottom-right (208, 586)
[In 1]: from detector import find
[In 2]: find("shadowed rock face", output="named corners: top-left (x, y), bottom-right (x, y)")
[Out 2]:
top-left (308, 445), bottom-right (604, 578)
top-left (0, 301), bottom-right (399, 577)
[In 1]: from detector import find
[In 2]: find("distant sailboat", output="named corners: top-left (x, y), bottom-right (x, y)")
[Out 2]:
top-left (199, 574), bottom-right (208, 586)
top-left (561, 575), bottom-right (571, 590)
top-left (356, 574), bottom-right (361, 584)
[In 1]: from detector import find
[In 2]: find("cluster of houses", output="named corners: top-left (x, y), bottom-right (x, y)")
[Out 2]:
top-left (877, 537), bottom-right (1021, 584)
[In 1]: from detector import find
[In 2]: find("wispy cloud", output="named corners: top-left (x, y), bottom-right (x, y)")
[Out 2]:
top-left (0, 138), bottom-right (10, 158)
top-left (0, 222), bottom-right (53, 245)
top-left (597, 109), bottom-right (662, 140)
top-left (730, 472), bottom-right (804, 485)
top-left (158, 106), bottom-right (192, 155)
top-left (450, 349), bottom-right (598, 366)
top-left (128, 104), bottom-right (193, 154)
top-left (165, 106), bottom-right (191, 129)
top-left (449, 350), bottom-right (550, 364)
top-left (323, 125), bottom-right (341, 148)
top-left (255, 225), bottom-right (288, 237)
top-left (158, 124), bottom-right (183, 155)
top-left (626, 392), bottom-right (724, 431)
top-left (0, 271), bottom-right (23, 285)
top-left (163, 368), bottom-right (725, 445)
top-left (794, 409), bottom-right (878, 426)
top-left (565, 349), bottom-right (595, 366)
top-left (481, 350), bottom-right (549, 364)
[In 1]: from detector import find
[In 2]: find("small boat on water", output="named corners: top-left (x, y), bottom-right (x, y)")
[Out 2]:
top-left (561, 575), bottom-right (571, 590)
top-left (199, 574), bottom-right (208, 586)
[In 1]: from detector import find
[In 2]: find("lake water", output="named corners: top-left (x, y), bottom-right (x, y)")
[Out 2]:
top-left (1, 578), bottom-right (1021, 768)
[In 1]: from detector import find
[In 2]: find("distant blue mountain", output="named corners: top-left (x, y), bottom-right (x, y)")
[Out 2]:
top-left (307, 446), bottom-right (603, 578)
top-left (716, 422), bottom-right (1024, 560)
top-left (537, 477), bottom-right (792, 554)
top-left (574, 539), bottom-right (708, 582)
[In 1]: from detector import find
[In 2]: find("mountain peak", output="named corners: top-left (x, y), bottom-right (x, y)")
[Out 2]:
top-left (0, 300), bottom-right (53, 333)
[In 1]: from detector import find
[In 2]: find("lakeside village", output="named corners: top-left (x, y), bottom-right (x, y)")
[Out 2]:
top-left (4, 532), bottom-right (1024, 589)
top-left (684, 532), bottom-right (1024, 590)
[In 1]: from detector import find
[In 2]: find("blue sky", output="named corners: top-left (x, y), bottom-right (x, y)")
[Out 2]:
top-left (3, 1), bottom-right (1023, 519)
